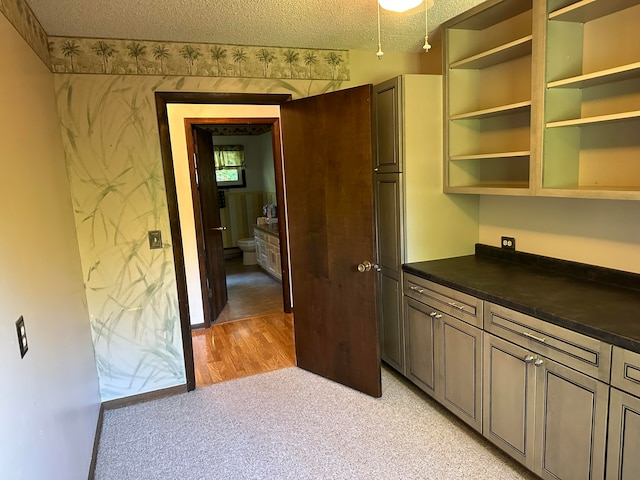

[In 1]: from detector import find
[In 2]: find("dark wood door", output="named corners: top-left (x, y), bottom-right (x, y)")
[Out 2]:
top-left (280, 85), bottom-right (381, 398)
top-left (193, 126), bottom-right (228, 320)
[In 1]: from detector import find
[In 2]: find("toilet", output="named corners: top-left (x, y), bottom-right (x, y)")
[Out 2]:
top-left (237, 238), bottom-right (257, 265)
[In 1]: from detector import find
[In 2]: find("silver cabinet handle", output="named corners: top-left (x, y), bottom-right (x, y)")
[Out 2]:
top-left (524, 355), bottom-right (534, 363)
top-left (410, 286), bottom-right (425, 294)
top-left (523, 331), bottom-right (546, 343)
top-left (210, 226), bottom-right (227, 231)
top-left (430, 312), bottom-right (437, 317)
top-left (448, 302), bottom-right (465, 310)
top-left (534, 359), bottom-right (544, 367)
top-left (435, 314), bottom-right (443, 319)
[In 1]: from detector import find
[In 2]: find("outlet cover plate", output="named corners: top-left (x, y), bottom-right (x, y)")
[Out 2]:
top-left (501, 236), bottom-right (516, 250)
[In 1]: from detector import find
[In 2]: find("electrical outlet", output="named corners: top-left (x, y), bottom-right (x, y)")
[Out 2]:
top-left (148, 230), bottom-right (163, 249)
top-left (15, 316), bottom-right (28, 358)
top-left (501, 236), bottom-right (516, 250)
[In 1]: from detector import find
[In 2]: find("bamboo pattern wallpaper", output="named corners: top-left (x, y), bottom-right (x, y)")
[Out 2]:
top-left (49, 36), bottom-right (350, 80)
top-left (0, 0), bottom-right (49, 64)
top-left (55, 74), bottom-right (342, 400)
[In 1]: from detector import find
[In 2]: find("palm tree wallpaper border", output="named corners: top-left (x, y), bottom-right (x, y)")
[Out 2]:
top-left (0, 0), bottom-right (50, 65)
top-left (49, 36), bottom-right (350, 80)
top-left (1, 2), bottom-right (350, 80)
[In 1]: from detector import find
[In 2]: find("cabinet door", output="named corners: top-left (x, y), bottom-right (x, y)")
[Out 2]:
top-left (439, 314), bottom-right (483, 432)
top-left (534, 358), bottom-right (608, 480)
top-left (375, 173), bottom-right (405, 374)
top-left (373, 77), bottom-right (402, 173)
top-left (255, 236), bottom-right (266, 268)
top-left (483, 334), bottom-right (536, 470)
top-left (607, 388), bottom-right (640, 480)
top-left (379, 273), bottom-right (404, 373)
top-left (403, 296), bottom-right (437, 397)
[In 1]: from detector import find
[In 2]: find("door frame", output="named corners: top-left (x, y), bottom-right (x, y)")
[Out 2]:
top-left (155, 92), bottom-right (292, 391)
top-left (185, 118), bottom-right (287, 329)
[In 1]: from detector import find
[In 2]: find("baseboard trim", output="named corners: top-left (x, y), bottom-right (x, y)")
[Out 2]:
top-left (190, 322), bottom-right (206, 330)
top-left (87, 403), bottom-right (104, 480)
top-left (103, 384), bottom-right (188, 411)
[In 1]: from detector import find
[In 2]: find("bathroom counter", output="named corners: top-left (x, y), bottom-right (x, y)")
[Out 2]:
top-left (254, 223), bottom-right (279, 237)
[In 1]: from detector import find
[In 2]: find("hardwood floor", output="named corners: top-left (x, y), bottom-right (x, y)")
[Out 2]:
top-left (192, 255), bottom-right (295, 388)
top-left (193, 313), bottom-right (296, 387)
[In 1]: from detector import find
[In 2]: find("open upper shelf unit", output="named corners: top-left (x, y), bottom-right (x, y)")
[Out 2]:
top-left (442, 0), bottom-right (640, 200)
top-left (541, 0), bottom-right (640, 199)
top-left (443, 0), bottom-right (535, 194)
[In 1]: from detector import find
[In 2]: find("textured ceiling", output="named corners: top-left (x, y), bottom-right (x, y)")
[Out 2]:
top-left (25, 0), bottom-right (485, 53)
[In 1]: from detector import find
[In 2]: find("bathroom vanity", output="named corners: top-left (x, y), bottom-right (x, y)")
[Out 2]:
top-left (254, 224), bottom-right (281, 282)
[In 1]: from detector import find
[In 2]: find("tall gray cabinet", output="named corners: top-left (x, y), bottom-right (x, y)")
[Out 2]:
top-left (373, 75), bottom-right (479, 375)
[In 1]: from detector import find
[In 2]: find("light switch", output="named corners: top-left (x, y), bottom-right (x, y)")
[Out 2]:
top-left (148, 230), bottom-right (163, 249)
top-left (16, 316), bottom-right (28, 358)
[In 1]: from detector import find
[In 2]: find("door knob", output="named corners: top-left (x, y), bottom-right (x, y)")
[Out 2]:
top-left (210, 226), bottom-right (227, 231)
top-left (357, 261), bottom-right (373, 272)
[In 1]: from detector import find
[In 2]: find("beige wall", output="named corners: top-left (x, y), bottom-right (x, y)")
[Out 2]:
top-left (479, 196), bottom-right (640, 273)
top-left (0, 14), bottom-right (101, 478)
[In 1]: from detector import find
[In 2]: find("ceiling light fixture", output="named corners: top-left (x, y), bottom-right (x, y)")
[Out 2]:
top-left (378, 0), bottom-right (424, 12)
top-left (376, 0), bottom-right (434, 59)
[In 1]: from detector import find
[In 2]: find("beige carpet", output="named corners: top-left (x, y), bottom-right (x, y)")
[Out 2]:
top-left (95, 367), bottom-right (537, 479)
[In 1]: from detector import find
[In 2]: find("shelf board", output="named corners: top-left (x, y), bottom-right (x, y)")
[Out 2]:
top-left (539, 185), bottom-right (640, 200)
top-left (450, 35), bottom-right (532, 70)
top-left (450, 151), bottom-right (530, 161)
top-left (448, 0), bottom-right (532, 30)
top-left (451, 101), bottom-right (531, 120)
top-left (549, 0), bottom-right (638, 23)
top-left (546, 110), bottom-right (640, 128)
top-left (548, 62), bottom-right (640, 89)
top-left (445, 183), bottom-right (532, 195)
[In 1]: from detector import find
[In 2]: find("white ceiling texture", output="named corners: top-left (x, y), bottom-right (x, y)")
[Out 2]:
top-left (25, 0), bottom-right (485, 53)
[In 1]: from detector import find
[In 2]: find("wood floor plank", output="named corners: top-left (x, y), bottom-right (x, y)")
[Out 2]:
top-left (193, 313), bottom-right (296, 387)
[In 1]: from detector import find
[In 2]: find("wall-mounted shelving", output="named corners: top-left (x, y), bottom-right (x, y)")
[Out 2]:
top-left (442, 0), bottom-right (640, 200)
top-left (541, 0), bottom-right (640, 199)
top-left (443, 0), bottom-right (536, 195)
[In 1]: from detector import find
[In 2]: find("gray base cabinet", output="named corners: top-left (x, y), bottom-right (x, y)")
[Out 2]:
top-left (404, 296), bottom-right (437, 396)
top-left (607, 388), bottom-right (640, 480)
top-left (535, 356), bottom-right (608, 480)
top-left (608, 347), bottom-right (640, 480)
top-left (483, 334), bottom-right (535, 469)
top-left (403, 273), bottom-right (483, 433)
top-left (483, 301), bottom-right (610, 480)
top-left (440, 314), bottom-right (482, 432)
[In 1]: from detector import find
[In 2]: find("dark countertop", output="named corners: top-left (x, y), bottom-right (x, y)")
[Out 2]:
top-left (254, 223), bottom-right (279, 236)
top-left (403, 244), bottom-right (640, 354)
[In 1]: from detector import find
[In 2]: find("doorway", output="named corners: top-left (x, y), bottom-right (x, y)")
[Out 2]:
top-left (156, 88), bottom-right (381, 398)
top-left (155, 93), bottom-right (292, 390)
top-left (185, 119), bottom-right (289, 329)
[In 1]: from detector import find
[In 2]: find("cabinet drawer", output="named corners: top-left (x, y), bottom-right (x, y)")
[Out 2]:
top-left (612, 347), bottom-right (640, 398)
top-left (267, 234), bottom-right (279, 247)
top-left (254, 229), bottom-right (268, 241)
top-left (403, 273), bottom-right (483, 328)
top-left (485, 302), bottom-right (612, 382)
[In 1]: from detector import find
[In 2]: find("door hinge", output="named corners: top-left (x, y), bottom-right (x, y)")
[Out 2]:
top-left (208, 288), bottom-right (213, 298)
